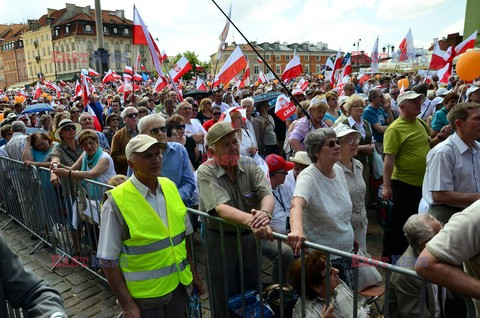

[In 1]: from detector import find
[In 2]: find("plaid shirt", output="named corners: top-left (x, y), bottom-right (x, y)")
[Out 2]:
top-left (49, 141), bottom-right (83, 196)
top-left (292, 281), bottom-right (369, 318)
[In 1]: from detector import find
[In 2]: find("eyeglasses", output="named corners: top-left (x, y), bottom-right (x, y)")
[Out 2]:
top-left (125, 113), bottom-right (139, 118)
top-left (71, 111), bottom-right (80, 114)
top-left (150, 126), bottom-right (167, 135)
top-left (213, 112), bottom-right (222, 116)
top-left (351, 105), bottom-right (364, 109)
top-left (180, 107), bottom-right (192, 111)
top-left (325, 139), bottom-right (340, 148)
top-left (175, 124), bottom-right (186, 130)
top-left (110, 119), bottom-right (119, 122)
top-left (63, 126), bottom-right (76, 132)
top-left (342, 137), bottom-right (361, 145)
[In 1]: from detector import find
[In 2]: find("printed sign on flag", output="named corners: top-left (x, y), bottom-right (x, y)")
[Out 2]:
top-left (275, 94), bottom-right (297, 121)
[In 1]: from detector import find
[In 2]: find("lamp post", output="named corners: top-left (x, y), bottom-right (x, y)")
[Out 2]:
top-left (382, 44), bottom-right (395, 58)
top-left (353, 38), bottom-right (361, 55)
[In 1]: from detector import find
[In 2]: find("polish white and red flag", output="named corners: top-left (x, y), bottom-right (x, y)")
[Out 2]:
top-left (341, 55), bottom-right (352, 78)
top-left (296, 77), bottom-right (309, 92)
top-left (398, 28), bottom-right (415, 62)
top-left (59, 80), bottom-right (67, 86)
top-left (429, 42), bottom-right (450, 70)
top-left (160, 50), bottom-right (167, 62)
top-left (257, 57), bottom-right (263, 64)
top-left (213, 46), bottom-right (247, 87)
top-left (44, 80), bottom-right (61, 99)
top-left (141, 64), bottom-right (146, 71)
top-left (102, 69), bottom-right (115, 84)
top-left (281, 55), bottom-right (302, 82)
top-left (371, 36), bottom-right (379, 73)
top-left (274, 94), bottom-right (297, 121)
top-left (88, 68), bottom-right (100, 77)
top-left (75, 80), bottom-right (82, 97)
top-left (217, 3), bottom-right (232, 60)
top-left (196, 76), bottom-right (207, 91)
top-left (329, 49), bottom-right (342, 84)
top-left (133, 73), bottom-right (143, 82)
top-left (258, 71), bottom-right (268, 84)
top-left (238, 63), bottom-right (251, 89)
top-left (455, 30), bottom-right (478, 55)
top-left (34, 82), bottom-right (42, 100)
top-left (133, 5), bottom-right (163, 71)
top-left (123, 66), bottom-right (133, 75)
top-left (168, 56), bottom-right (192, 82)
top-left (134, 52), bottom-right (141, 73)
top-left (81, 76), bottom-right (101, 131)
top-left (438, 63), bottom-right (451, 84)
top-left (154, 77), bottom-right (167, 92)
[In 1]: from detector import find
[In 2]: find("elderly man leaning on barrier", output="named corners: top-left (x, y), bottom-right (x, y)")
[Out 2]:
top-left (389, 214), bottom-right (449, 317)
top-left (97, 134), bottom-right (202, 318)
top-left (197, 122), bottom-right (275, 317)
top-left (416, 200), bottom-right (480, 318)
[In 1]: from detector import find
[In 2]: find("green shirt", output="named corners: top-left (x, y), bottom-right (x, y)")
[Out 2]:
top-left (384, 117), bottom-right (430, 187)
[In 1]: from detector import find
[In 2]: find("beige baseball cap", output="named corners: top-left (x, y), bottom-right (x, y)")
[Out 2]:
top-left (125, 134), bottom-right (166, 161)
top-left (206, 122), bottom-right (240, 147)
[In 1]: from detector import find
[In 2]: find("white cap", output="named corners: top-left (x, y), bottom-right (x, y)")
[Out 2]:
top-left (333, 123), bottom-right (361, 139)
top-left (436, 87), bottom-right (449, 97)
top-left (125, 134), bottom-right (164, 161)
top-left (466, 86), bottom-right (480, 99)
top-left (397, 91), bottom-right (424, 106)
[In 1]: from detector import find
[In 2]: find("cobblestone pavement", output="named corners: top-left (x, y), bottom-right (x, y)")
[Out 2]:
top-left (1, 207), bottom-right (386, 318)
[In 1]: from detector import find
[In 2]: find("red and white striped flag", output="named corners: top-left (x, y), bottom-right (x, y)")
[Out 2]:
top-left (398, 28), bottom-right (415, 62)
top-left (134, 52), bottom-right (141, 74)
top-left (257, 57), bottom-right (263, 64)
top-left (239, 63), bottom-right (250, 89)
top-left (34, 82), bottom-right (42, 100)
top-left (329, 49), bottom-right (342, 84)
top-left (429, 41), bottom-right (450, 70)
top-left (341, 55), bottom-right (352, 78)
top-left (296, 77), bottom-right (309, 91)
top-left (281, 55), bottom-right (302, 82)
top-left (217, 3), bottom-right (232, 60)
top-left (274, 94), bottom-right (296, 121)
top-left (133, 73), bottom-right (143, 82)
top-left (213, 46), bottom-right (247, 87)
top-left (88, 68), bottom-right (100, 77)
top-left (75, 80), bottom-right (82, 97)
top-left (455, 30), bottom-right (478, 55)
top-left (160, 49), bottom-right (167, 62)
top-left (154, 77), bottom-right (167, 92)
top-left (141, 64), bottom-right (146, 71)
top-left (102, 69), bottom-right (114, 84)
top-left (196, 76), bottom-right (207, 91)
top-left (438, 63), bottom-right (451, 84)
top-left (59, 80), bottom-right (67, 86)
top-left (258, 71), bottom-right (268, 84)
top-left (168, 56), bottom-right (192, 82)
top-left (123, 66), bottom-right (133, 75)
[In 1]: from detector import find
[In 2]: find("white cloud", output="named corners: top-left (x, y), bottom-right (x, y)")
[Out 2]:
top-left (376, 0), bottom-right (447, 20)
top-left (439, 19), bottom-right (465, 38)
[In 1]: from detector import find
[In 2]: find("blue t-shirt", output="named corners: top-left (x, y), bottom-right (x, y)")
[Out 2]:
top-left (431, 107), bottom-right (449, 132)
top-left (362, 105), bottom-right (389, 142)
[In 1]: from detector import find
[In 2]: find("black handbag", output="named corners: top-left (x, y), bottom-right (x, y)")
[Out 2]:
top-left (263, 284), bottom-right (298, 318)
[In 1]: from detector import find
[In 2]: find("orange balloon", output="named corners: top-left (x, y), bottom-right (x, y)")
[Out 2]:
top-left (398, 78), bottom-right (409, 90)
top-left (456, 51), bottom-right (480, 82)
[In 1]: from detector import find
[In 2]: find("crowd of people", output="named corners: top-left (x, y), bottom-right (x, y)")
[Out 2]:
top-left (1, 70), bottom-right (480, 317)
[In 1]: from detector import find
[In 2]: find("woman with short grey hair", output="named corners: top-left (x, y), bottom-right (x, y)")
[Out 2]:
top-left (288, 127), bottom-right (355, 288)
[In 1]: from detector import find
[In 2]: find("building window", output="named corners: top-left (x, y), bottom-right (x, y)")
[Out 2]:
top-left (84, 24), bottom-right (93, 33)
top-left (276, 65), bottom-right (281, 73)
top-left (115, 50), bottom-right (121, 69)
top-left (46, 34), bottom-right (49, 40)
top-left (285, 55), bottom-right (290, 61)
top-left (66, 25), bottom-right (70, 33)
top-left (103, 26), bottom-right (109, 34)
top-left (316, 55), bottom-right (320, 61)
top-left (316, 64), bottom-right (320, 74)
top-left (42, 48), bottom-right (45, 56)
top-left (125, 44), bottom-right (131, 52)
top-left (275, 55), bottom-right (280, 61)
top-left (54, 29), bottom-right (59, 36)
top-left (27, 51), bottom-right (30, 59)
top-left (113, 27), bottom-right (118, 34)
top-left (49, 64), bottom-right (52, 74)
top-left (123, 28), bottom-right (129, 35)
top-left (265, 55), bottom-right (270, 61)
top-left (48, 46), bottom-right (50, 54)
top-left (305, 65), bottom-right (310, 74)
top-left (253, 65), bottom-right (259, 74)
top-left (305, 55), bottom-right (309, 61)
top-left (104, 42), bottom-right (109, 50)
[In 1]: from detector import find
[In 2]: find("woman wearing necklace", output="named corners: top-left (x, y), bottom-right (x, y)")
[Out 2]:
top-left (334, 124), bottom-right (368, 252)
top-left (288, 128), bottom-right (355, 288)
top-left (52, 129), bottom-right (116, 200)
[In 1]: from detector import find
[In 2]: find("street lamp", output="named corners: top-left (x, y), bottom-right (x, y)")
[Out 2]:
top-left (353, 38), bottom-right (361, 54)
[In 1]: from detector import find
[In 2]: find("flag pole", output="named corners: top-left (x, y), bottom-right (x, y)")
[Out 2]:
top-left (210, 0), bottom-right (313, 124)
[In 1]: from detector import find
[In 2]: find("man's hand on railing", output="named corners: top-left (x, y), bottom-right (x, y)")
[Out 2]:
top-left (249, 209), bottom-right (270, 228)
top-left (287, 230), bottom-right (307, 256)
top-left (24, 160), bottom-right (34, 167)
top-left (251, 224), bottom-right (273, 241)
top-left (50, 172), bottom-right (60, 186)
top-left (52, 167), bottom-right (70, 177)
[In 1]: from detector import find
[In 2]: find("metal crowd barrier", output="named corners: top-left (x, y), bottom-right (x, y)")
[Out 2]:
top-left (0, 155), bottom-right (475, 318)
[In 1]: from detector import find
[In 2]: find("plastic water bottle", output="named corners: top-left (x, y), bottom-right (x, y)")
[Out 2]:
top-left (188, 288), bottom-right (201, 318)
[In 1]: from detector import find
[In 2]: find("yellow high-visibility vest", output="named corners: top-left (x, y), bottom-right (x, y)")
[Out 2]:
top-left (109, 177), bottom-right (192, 299)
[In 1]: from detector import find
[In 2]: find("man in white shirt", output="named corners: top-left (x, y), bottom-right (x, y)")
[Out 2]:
top-left (5, 121), bottom-right (27, 161)
top-left (240, 97), bottom-right (258, 148)
top-left (422, 102), bottom-right (480, 224)
top-left (177, 101), bottom-right (207, 153)
top-left (212, 90), bottom-right (229, 113)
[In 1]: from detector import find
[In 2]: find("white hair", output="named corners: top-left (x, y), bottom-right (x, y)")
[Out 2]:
top-left (120, 106), bottom-right (138, 119)
top-left (403, 214), bottom-right (437, 252)
top-left (138, 114), bottom-right (165, 134)
top-left (241, 97), bottom-right (254, 107)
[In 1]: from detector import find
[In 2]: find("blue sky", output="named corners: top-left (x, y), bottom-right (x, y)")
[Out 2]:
top-left (0, 0), bottom-right (467, 61)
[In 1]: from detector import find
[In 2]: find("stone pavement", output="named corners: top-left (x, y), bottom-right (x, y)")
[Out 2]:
top-left (1, 207), bottom-right (386, 318)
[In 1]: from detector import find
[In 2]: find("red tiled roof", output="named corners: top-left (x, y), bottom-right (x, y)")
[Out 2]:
top-left (56, 9), bottom-right (132, 26)
top-left (0, 24), bottom-right (28, 44)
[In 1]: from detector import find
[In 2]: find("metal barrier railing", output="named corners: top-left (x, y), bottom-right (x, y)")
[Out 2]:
top-left (0, 155), bottom-right (475, 318)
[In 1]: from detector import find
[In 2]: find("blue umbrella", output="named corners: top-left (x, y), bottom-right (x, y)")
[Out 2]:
top-left (21, 103), bottom-right (54, 114)
top-left (253, 91), bottom-right (282, 108)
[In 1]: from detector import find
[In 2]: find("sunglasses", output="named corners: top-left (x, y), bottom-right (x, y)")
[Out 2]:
top-left (213, 112), bottom-right (221, 116)
top-left (326, 139), bottom-right (340, 148)
top-left (150, 126), bottom-right (167, 135)
top-left (110, 118), bottom-right (119, 122)
top-left (342, 137), bottom-right (361, 145)
top-left (175, 124), bottom-right (186, 130)
top-left (125, 113), bottom-right (139, 118)
top-left (63, 126), bottom-right (76, 132)
top-left (71, 111), bottom-right (80, 114)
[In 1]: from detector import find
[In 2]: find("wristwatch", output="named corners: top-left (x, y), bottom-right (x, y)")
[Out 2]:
top-left (261, 209), bottom-right (272, 220)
